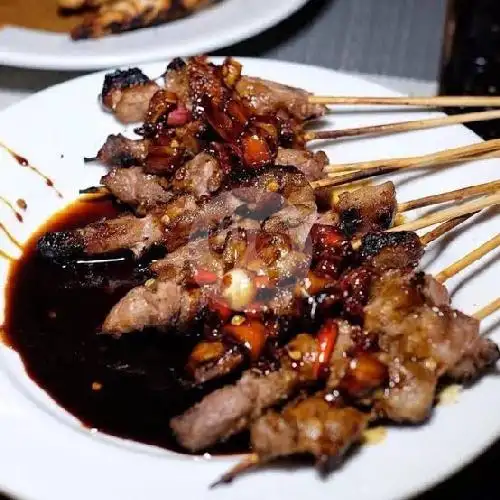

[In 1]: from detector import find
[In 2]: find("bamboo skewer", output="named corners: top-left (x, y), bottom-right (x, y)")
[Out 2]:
top-left (435, 233), bottom-right (500, 283)
top-left (419, 213), bottom-right (477, 246)
top-left (323, 138), bottom-right (500, 175)
top-left (210, 454), bottom-right (260, 488)
top-left (387, 193), bottom-right (500, 234)
top-left (313, 140), bottom-right (500, 190)
top-left (397, 181), bottom-right (500, 213)
top-left (308, 95), bottom-right (500, 107)
top-left (304, 110), bottom-right (500, 142)
top-left (473, 298), bottom-right (500, 321)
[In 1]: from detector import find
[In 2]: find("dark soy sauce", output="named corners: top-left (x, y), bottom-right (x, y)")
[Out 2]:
top-left (4, 198), bottom-right (249, 455)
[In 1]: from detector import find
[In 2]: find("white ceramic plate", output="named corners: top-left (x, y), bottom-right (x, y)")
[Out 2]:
top-left (0, 0), bottom-right (309, 71)
top-left (0, 58), bottom-right (498, 500)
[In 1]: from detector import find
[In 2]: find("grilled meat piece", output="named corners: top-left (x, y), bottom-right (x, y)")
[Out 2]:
top-left (164, 58), bottom-right (326, 123)
top-left (447, 337), bottom-right (499, 382)
top-left (97, 134), bottom-right (151, 168)
top-left (144, 121), bottom-right (205, 174)
top-left (364, 269), bottom-right (499, 420)
top-left (359, 231), bottom-right (424, 271)
top-left (96, 134), bottom-right (327, 182)
top-left (375, 360), bottom-right (438, 423)
top-left (275, 148), bottom-right (328, 181)
top-left (365, 270), bottom-right (484, 376)
top-left (101, 167), bottom-right (173, 214)
top-left (164, 58), bottom-right (190, 105)
top-left (101, 69), bottom-right (160, 123)
top-left (72, 0), bottom-right (218, 40)
top-left (170, 368), bottom-right (300, 452)
top-left (102, 279), bottom-right (206, 335)
top-left (172, 152), bottom-right (223, 198)
top-left (37, 212), bottom-right (163, 260)
top-left (235, 76), bottom-right (327, 122)
top-left (104, 236), bottom-right (311, 336)
top-left (187, 57), bottom-right (280, 170)
top-left (250, 397), bottom-right (369, 466)
top-left (337, 182), bottom-right (396, 237)
top-left (39, 165), bottom-right (315, 261)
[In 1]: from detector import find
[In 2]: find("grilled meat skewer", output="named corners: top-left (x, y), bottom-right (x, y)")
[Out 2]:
top-left (38, 165), bottom-right (317, 260)
top-left (100, 58), bottom-right (326, 125)
top-left (171, 260), bottom-right (499, 455)
top-left (96, 138), bottom-right (328, 184)
top-left (71, 0), bottom-right (219, 40)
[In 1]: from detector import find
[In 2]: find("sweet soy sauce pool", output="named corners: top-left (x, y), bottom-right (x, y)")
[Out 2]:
top-left (4, 198), bottom-right (249, 455)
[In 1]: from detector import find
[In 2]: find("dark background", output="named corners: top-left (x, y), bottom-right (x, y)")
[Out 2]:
top-left (216, 0), bottom-right (448, 80)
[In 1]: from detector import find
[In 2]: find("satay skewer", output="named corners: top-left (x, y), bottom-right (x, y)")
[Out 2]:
top-left (314, 141), bottom-right (500, 190)
top-left (308, 95), bottom-right (500, 108)
top-left (474, 298), bottom-right (500, 321)
top-left (387, 193), bottom-right (500, 234)
top-left (435, 234), bottom-right (500, 283)
top-left (304, 110), bottom-right (500, 142)
top-left (397, 181), bottom-right (500, 213)
top-left (213, 278), bottom-right (500, 489)
top-left (419, 213), bottom-right (476, 246)
top-left (321, 138), bottom-right (500, 176)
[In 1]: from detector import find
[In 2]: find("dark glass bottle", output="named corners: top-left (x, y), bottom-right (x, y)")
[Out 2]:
top-left (439, 0), bottom-right (500, 138)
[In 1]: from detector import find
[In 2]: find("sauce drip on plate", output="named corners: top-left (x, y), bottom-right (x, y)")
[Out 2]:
top-left (0, 142), bottom-right (63, 198)
top-left (3, 198), bottom-right (250, 455)
top-left (0, 197), bottom-right (23, 222)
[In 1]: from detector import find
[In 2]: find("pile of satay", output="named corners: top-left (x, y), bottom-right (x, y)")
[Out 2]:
top-left (37, 56), bottom-right (500, 485)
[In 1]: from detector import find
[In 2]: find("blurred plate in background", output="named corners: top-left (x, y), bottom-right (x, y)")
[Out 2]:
top-left (0, 0), bottom-right (309, 71)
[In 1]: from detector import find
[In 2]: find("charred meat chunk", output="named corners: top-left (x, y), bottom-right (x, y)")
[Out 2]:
top-left (101, 68), bottom-right (160, 123)
top-left (37, 212), bottom-right (163, 260)
top-left (359, 231), bottom-right (424, 271)
top-left (97, 134), bottom-right (150, 168)
top-left (337, 182), bottom-right (396, 237)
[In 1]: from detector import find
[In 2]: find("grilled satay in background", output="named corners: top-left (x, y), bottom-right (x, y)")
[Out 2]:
top-left (63, 0), bottom-right (220, 40)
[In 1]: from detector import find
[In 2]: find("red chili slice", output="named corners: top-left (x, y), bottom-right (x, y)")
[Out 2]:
top-left (223, 320), bottom-right (267, 361)
top-left (313, 320), bottom-right (339, 379)
top-left (192, 268), bottom-right (219, 286)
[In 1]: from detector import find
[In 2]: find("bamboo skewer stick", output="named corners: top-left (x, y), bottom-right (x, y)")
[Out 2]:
top-left (397, 181), bottom-right (500, 213)
top-left (210, 454), bottom-right (260, 488)
top-left (304, 110), bottom-right (500, 142)
top-left (323, 138), bottom-right (500, 175)
top-left (435, 233), bottom-right (500, 283)
top-left (473, 298), bottom-right (500, 321)
top-left (313, 141), bottom-right (500, 190)
top-left (308, 95), bottom-right (500, 107)
top-left (325, 149), bottom-right (500, 176)
top-left (419, 213), bottom-right (477, 246)
top-left (387, 193), bottom-right (500, 234)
